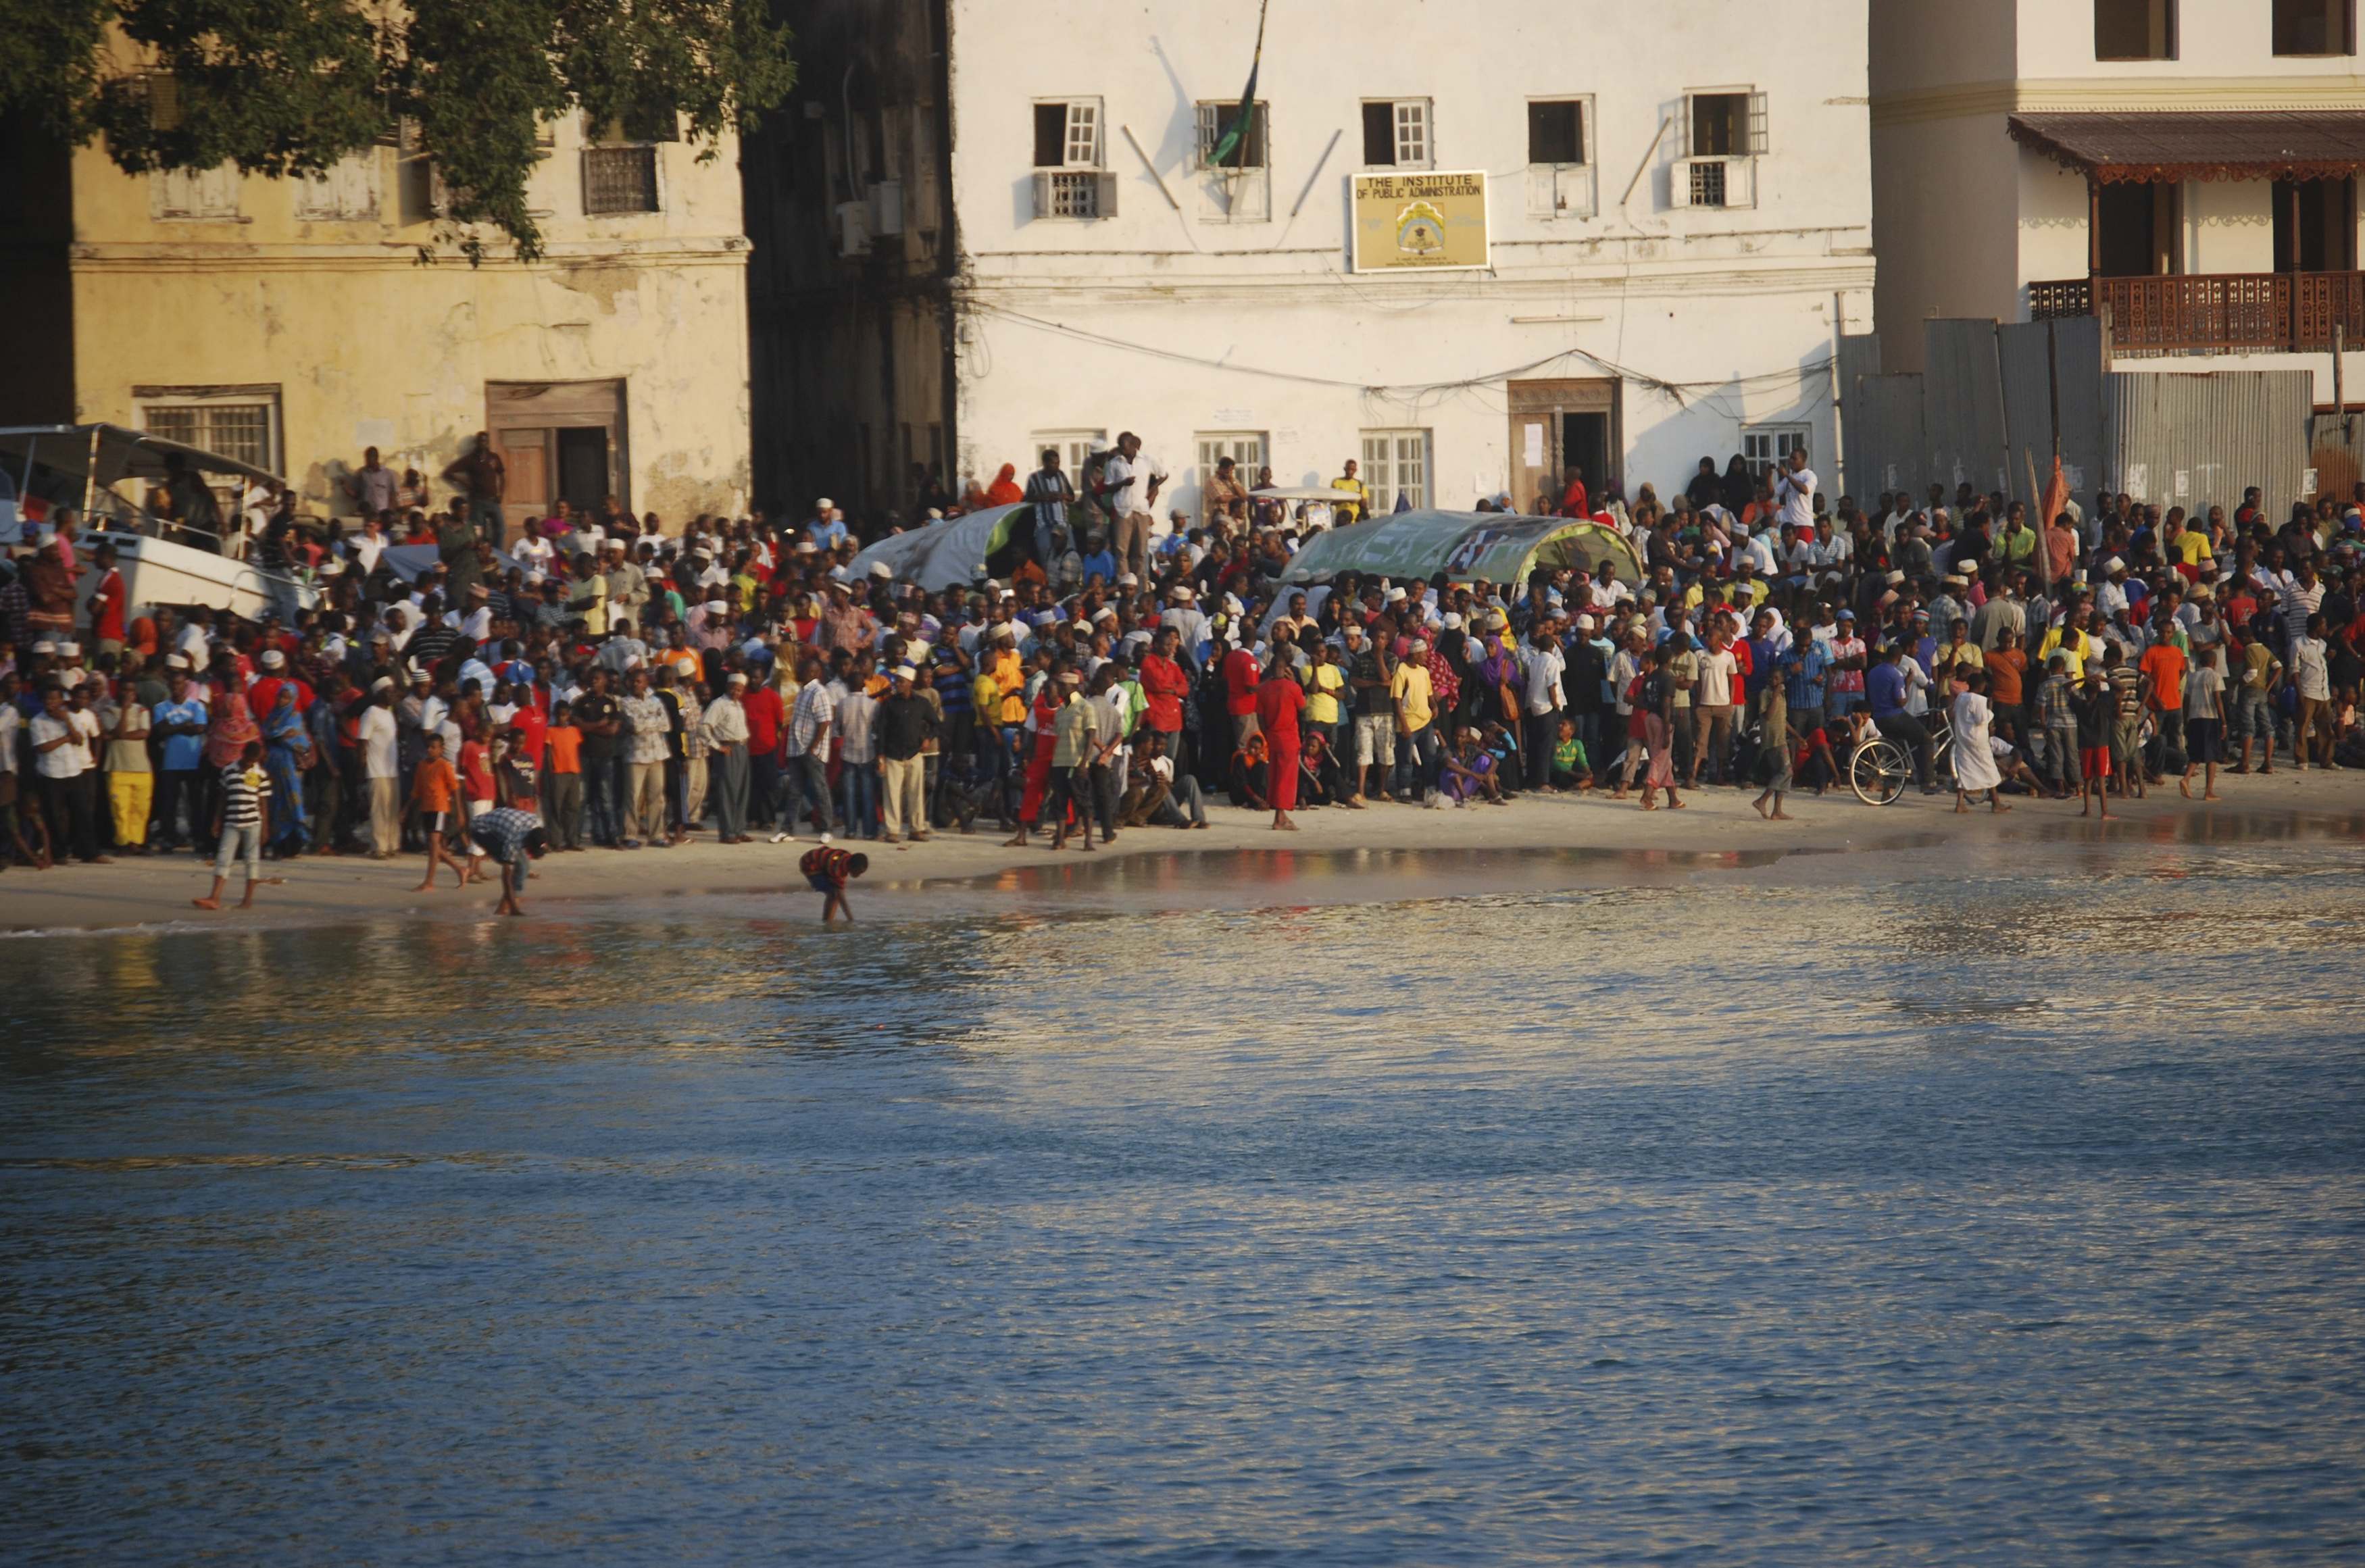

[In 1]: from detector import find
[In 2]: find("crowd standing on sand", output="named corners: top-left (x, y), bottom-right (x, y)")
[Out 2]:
top-left (7, 431), bottom-right (2365, 917)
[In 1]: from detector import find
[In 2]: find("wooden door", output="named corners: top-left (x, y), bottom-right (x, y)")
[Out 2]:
top-left (500, 428), bottom-right (551, 516)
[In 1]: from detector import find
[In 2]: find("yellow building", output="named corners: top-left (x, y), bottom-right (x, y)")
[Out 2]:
top-left (3, 110), bottom-right (751, 534)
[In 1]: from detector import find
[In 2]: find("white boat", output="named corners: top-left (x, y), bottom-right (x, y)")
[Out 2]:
top-left (0, 423), bottom-right (316, 623)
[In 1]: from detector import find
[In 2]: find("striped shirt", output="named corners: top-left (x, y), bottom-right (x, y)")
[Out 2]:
top-left (220, 763), bottom-right (270, 828)
top-left (1023, 467), bottom-right (1074, 534)
top-left (931, 659), bottom-right (972, 716)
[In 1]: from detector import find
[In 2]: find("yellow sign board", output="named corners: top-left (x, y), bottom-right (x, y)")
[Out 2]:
top-left (1349, 170), bottom-right (1489, 274)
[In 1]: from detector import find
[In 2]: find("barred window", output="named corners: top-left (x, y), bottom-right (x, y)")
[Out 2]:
top-left (141, 395), bottom-right (278, 472)
top-left (584, 145), bottom-right (659, 215)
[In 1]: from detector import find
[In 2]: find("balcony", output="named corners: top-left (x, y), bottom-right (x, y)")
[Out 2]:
top-left (2030, 271), bottom-right (2365, 356)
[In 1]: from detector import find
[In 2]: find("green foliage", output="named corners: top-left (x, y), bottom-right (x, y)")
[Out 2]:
top-left (0, 0), bottom-right (109, 142)
top-left (0, 0), bottom-right (796, 261)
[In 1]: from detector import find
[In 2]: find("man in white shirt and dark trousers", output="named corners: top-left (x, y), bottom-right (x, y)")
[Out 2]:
top-left (1517, 620), bottom-right (1568, 792)
top-left (1775, 448), bottom-right (1818, 535)
top-left (1101, 432), bottom-right (1167, 585)
top-left (777, 653), bottom-right (836, 842)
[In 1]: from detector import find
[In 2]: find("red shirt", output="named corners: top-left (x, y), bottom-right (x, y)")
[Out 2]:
top-left (1254, 675), bottom-right (1305, 749)
top-left (741, 684), bottom-right (785, 753)
top-left (459, 738), bottom-right (495, 803)
top-left (508, 704), bottom-right (548, 767)
top-left (247, 676), bottom-right (314, 715)
top-left (91, 567), bottom-right (127, 642)
top-left (1140, 654), bottom-right (1190, 732)
top-left (1222, 647), bottom-right (1262, 717)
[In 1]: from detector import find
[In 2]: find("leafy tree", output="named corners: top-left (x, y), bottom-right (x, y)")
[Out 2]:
top-left (0, 0), bottom-right (795, 261)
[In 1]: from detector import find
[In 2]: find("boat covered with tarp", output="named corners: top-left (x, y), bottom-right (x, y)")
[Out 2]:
top-left (846, 503), bottom-right (1030, 592)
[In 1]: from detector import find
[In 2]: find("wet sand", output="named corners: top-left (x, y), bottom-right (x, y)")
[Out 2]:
top-left (7, 767), bottom-right (2362, 936)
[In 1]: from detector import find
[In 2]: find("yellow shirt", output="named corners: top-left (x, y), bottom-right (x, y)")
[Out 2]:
top-left (2174, 530), bottom-right (2214, 567)
top-left (989, 650), bottom-right (1026, 724)
top-left (1391, 660), bottom-right (1434, 732)
top-left (1308, 662), bottom-right (1345, 726)
top-left (2037, 626), bottom-right (2088, 680)
top-left (571, 573), bottom-right (607, 637)
top-left (1331, 477), bottom-right (1366, 525)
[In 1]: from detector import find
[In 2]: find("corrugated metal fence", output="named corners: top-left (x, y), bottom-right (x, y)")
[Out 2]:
top-left (2109, 371), bottom-right (2314, 517)
top-left (2306, 411), bottom-right (2365, 503)
top-left (1840, 318), bottom-right (2316, 516)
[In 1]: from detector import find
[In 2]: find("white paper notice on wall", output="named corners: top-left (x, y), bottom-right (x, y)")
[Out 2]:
top-left (2303, 467), bottom-right (2320, 498)
top-left (355, 418), bottom-right (396, 450)
top-left (2124, 464), bottom-right (2148, 501)
top-left (1523, 423), bottom-right (1544, 468)
top-left (2173, 470), bottom-right (2190, 498)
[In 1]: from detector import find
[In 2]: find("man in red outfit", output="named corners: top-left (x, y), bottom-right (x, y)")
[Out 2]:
top-left (1254, 653), bottom-right (1306, 831)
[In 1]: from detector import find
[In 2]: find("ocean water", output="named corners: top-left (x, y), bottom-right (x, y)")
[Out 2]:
top-left (5, 826), bottom-right (2364, 1565)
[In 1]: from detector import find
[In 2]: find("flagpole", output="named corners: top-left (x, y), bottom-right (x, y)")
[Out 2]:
top-left (1234, 0), bottom-right (1271, 170)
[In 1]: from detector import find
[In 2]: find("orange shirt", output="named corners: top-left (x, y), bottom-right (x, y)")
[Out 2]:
top-left (412, 757), bottom-right (459, 813)
top-left (1982, 648), bottom-right (2025, 707)
top-left (2138, 643), bottom-right (2187, 712)
top-left (546, 726), bottom-right (583, 775)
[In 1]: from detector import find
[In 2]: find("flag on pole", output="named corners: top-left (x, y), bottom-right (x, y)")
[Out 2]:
top-left (1210, 0), bottom-right (1271, 170)
top-left (2039, 455), bottom-right (2070, 537)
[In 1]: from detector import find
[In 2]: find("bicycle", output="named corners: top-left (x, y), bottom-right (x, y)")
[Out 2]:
top-left (1848, 716), bottom-right (1956, 805)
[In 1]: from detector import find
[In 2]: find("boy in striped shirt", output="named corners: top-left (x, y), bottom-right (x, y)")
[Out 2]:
top-left (193, 742), bottom-right (270, 911)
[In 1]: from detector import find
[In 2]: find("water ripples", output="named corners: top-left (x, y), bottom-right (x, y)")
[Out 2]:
top-left (3, 837), bottom-right (2363, 1563)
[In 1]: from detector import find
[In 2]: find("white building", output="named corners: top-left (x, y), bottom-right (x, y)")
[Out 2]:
top-left (748, 0), bottom-right (1874, 522)
top-left (1872, 0), bottom-right (2365, 390)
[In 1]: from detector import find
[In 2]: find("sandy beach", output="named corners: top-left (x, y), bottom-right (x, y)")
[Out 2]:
top-left (7, 768), bottom-right (2363, 936)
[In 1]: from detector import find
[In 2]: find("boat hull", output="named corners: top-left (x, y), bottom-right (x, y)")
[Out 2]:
top-left (77, 530), bottom-right (316, 624)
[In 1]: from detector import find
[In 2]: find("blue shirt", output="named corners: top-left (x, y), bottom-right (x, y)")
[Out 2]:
top-left (1079, 549), bottom-right (1116, 584)
top-left (153, 695), bottom-right (209, 772)
top-left (807, 517), bottom-right (848, 550)
top-left (1784, 642), bottom-right (1828, 712)
top-left (1744, 636), bottom-right (1781, 700)
top-left (1866, 660), bottom-right (1908, 719)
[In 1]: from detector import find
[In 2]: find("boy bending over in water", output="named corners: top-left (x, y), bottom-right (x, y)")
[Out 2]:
top-left (801, 842), bottom-right (869, 922)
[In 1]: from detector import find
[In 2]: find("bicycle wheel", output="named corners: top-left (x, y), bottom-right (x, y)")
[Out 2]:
top-left (1849, 738), bottom-right (1910, 805)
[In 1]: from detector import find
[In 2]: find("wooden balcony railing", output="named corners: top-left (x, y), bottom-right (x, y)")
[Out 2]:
top-left (2027, 270), bottom-right (2365, 355)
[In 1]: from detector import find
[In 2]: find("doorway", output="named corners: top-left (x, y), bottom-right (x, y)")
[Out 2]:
top-left (486, 379), bottom-right (628, 539)
top-left (2095, 181), bottom-right (2179, 276)
top-left (2274, 177), bottom-right (2356, 272)
top-left (557, 428), bottom-right (609, 511)
top-left (1508, 378), bottom-right (1620, 513)
top-left (1561, 413), bottom-right (1610, 504)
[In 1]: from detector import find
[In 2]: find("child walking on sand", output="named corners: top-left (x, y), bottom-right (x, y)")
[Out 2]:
top-left (409, 733), bottom-right (466, 890)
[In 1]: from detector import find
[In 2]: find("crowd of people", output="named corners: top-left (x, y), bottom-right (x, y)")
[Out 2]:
top-left (6, 428), bottom-right (2365, 911)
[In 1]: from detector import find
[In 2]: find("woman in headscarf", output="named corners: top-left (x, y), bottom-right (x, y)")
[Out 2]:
top-left (1472, 613), bottom-right (1523, 739)
top-left (984, 463), bottom-right (1024, 507)
top-left (261, 681), bottom-right (313, 854)
top-left (203, 660), bottom-right (262, 771)
top-left (1721, 453), bottom-right (1755, 516)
